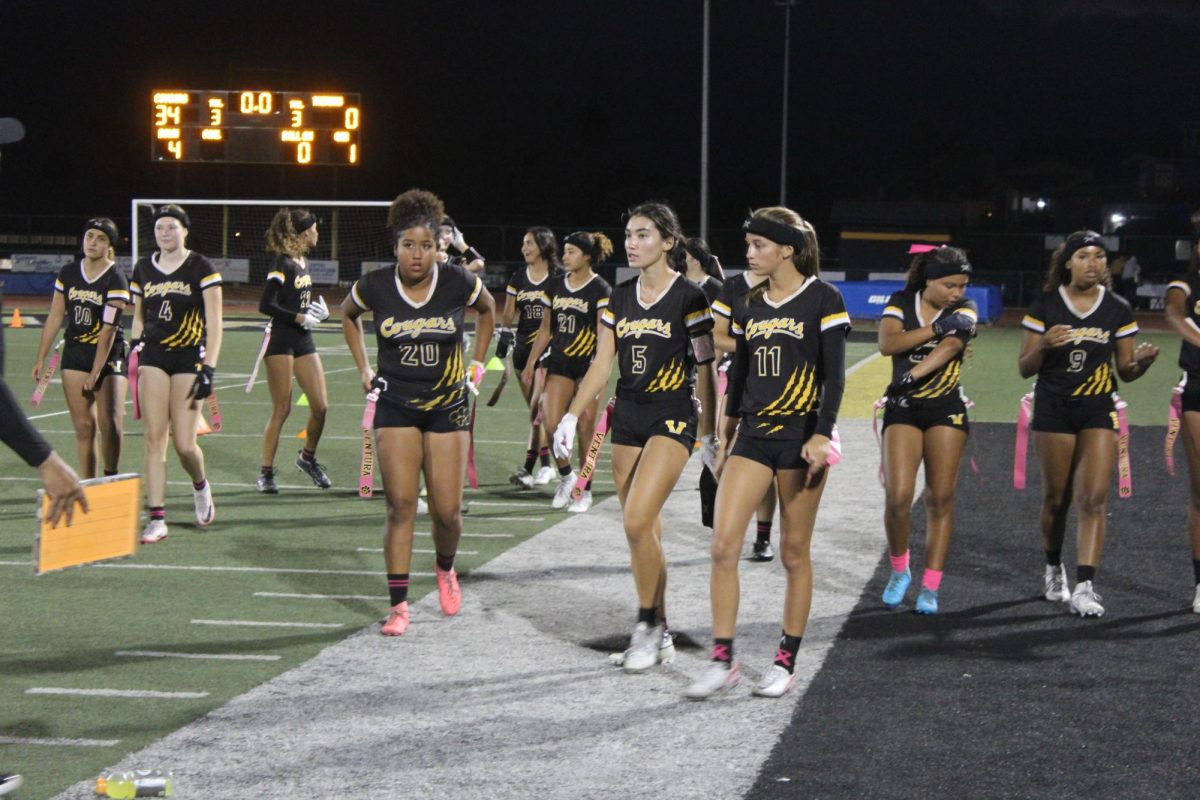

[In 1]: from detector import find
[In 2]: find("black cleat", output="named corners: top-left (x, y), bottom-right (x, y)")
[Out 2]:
top-left (751, 539), bottom-right (774, 562)
top-left (295, 452), bottom-right (332, 489)
top-left (256, 471), bottom-right (278, 494)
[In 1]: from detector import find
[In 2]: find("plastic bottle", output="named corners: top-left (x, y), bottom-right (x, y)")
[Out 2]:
top-left (95, 770), bottom-right (173, 798)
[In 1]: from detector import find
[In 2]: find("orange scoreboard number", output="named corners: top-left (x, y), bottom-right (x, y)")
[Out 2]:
top-left (151, 90), bottom-right (361, 165)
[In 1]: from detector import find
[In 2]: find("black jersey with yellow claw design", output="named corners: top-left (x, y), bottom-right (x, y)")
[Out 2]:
top-left (881, 290), bottom-right (977, 400)
top-left (351, 262), bottom-right (484, 411)
top-left (539, 272), bottom-right (611, 360)
top-left (1022, 285), bottom-right (1136, 397)
top-left (130, 253), bottom-right (222, 350)
top-left (506, 267), bottom-right (552, 345)
top-left (55, 260), bottom-right (130, 348)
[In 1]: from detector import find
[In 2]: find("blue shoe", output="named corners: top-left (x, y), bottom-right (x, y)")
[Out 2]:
top-left (915, 587), bottom-right (939, 614)
top-left (882, 569), bottom-right (911, 608)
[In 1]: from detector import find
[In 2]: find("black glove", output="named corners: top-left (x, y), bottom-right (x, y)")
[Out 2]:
top-left (188, 364), bottom-right (214, 401)
top-left (886, 370), bottom-right (916, 401)
top-left (932, 312), bottom-right (973, 339)
top-left (496, 329), bottom-right (514, 359)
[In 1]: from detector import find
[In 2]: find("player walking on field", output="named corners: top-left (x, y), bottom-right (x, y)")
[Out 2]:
top-left (1161, 233), bottom-right (1200, 613)
top-left (32, 217), bottom-right (129, 478)
top-left (1018, 230), bottom-right (1158, 617)
top-left (129, 205), bottom-right (222, 544)
top-left (504, 228), bottom-right (560, 488)
top-left (877, 245), bottom-right (976, 615)
top-left (523, 230), bottom-right (613, 512)
top-left (553, 201), bottom-right (717, 673)
top-left (341, 189), bottom-right (495, 637)
top-left (255, 208), bottom-right (332, 493)
top-left (686, 207), bottom-right (849, 699)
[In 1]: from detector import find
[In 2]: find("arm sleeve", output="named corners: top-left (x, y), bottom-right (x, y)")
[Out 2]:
top-left (258, 279), bottom-right (297, 324)
top-left (0, 376), bottom-right (53, 467)
top-left (816, 288), bottom-right (851, 438)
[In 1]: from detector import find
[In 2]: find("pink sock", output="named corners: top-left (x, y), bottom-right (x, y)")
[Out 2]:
top-left (922, 568), bottom-right (943, 591)
top-left (889, 550), bottom-right (909, 574)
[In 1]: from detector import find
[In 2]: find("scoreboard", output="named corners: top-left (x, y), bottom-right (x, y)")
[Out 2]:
top-left (151, 90), bottom-right (361, 165)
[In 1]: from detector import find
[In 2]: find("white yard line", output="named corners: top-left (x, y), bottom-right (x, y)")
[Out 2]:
top-left (191, 619), bottom-right (343, 629)
top-left (28, 688), bottom-right (208, 700)
top-left (253, 592), bottom-right (387, 601)
top-left (114, 651), bottom-right (282, 662)
top-left (0, 736), bottom-right (121, 747)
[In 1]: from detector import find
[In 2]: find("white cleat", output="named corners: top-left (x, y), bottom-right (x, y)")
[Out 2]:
top-left (192, 482), bottom-right (215, 527)
top-left (752, 664), bottom-right (797, 698)
top-left (567, 489), bottom-right (592, 513)
top-left (622, 622), bottom-right (663, 673)
top-left (1069, 580), bottom-right (1105, 617)
top-left (534, 465), bottom-right (556, 485)
top-left (551, 471), bottom-right (578, 510)
top-left (140, 519), bottom-right (169, 544)
top-left (1043, 563), bottom-right (1070, 603)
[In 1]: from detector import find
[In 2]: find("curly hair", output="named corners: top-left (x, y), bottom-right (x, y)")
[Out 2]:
top-left (265, 208), bottom-right (315, 258)
top-left (387, 189), bottom-right (445, 241)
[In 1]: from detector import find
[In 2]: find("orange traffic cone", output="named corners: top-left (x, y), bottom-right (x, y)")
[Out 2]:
top-left (196, 412), bottom-right (213, 436)
top-left (296, 429), bottom-right (307, 439)
top-left (9, 308), bottom-right (24, 328)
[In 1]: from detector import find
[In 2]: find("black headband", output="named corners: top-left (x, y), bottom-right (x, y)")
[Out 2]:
top-left (1061, 231), bottom-right (1106, 263)
top-left (291, 210), bottom-right (318, 233)
top-left (563, 231), bottom-right (598, 261)
top-left (153, 206), bottom-right (191, 229)
top-left (924, 256), bottom-right (972, 280)
top-left (84, 217), bottom-right (119, 245)
top-left (742, 217), bottom-right (806, 250)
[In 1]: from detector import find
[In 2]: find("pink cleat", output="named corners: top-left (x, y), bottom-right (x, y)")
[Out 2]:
top-left (381, 601), bottom-right (410, 636)
top-left (436, 566), bottom-right (462, 616)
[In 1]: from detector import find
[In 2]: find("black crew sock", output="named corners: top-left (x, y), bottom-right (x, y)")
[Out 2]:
top-left (539, 447), bottom-right (551, 467)
top-left (149, 506), bottom-right (165, 521)
top-left (1045, 548), bottom-right (1062, 568)
top-left (192, 479), bottom-right (207, 491)
top-left (1076, 565), bottom-right (1096, 584)
top-left (435, 552), bottom-right (455, 572)
top-left (558, 463), bottom-right (573, 477)
top-left (712, 637), bottom-right (734, 664)
top-left (260, 465), bottom-right (274, 476)
top-left (756, 519), bottom-right (772, 543)
top-left (523, 449), bottom-right (537, 473)
top-left (301, 448), bottom-right (315, 462)
top-left (103, 469), bottom-right (117, 477)
top-left (636, 607), bottom-right (658, 626)
top-left (386, 573), bottom-right (409, 606)
top-left (1192, 558), bottom-right (1200, 585)
top-left (775, 632), bottom-right (803, 674)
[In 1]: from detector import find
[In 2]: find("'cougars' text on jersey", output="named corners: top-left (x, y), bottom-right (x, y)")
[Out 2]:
top-left (1022, 285), bottom-right (1136, 397)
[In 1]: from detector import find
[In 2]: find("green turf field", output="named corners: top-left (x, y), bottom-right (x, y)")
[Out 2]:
top-left (0, 319), bottom-right (1184, 798)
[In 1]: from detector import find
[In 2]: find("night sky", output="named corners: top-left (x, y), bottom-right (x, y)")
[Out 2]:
top-left (2, 1), bottom-right (1199, 239)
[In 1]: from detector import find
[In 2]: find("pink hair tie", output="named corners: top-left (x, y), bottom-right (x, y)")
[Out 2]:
top-left (908, 244), bottom-right (940, 254)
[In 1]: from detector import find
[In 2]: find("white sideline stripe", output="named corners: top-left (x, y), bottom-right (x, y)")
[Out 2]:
top-left (27, 687), bottom-right (208, 699)
top-left (355, 547), bottom-right (478, 555)
top-left (418, 532), bottom-right (514, 539)
top-left (254, 592), bottom-right (387, 601)
top-left (115, 650), bottom-right (282, 662)
top-left (462, 501), bottom-right (545, 508)
top-left (473, 516), bottom-right (545, 521)
top-left (0, 735), bottom-right (121, 747)
top-left (846, 350), bottom-right (883, 377)
top-left (192, 619), bottom-right (343, 629)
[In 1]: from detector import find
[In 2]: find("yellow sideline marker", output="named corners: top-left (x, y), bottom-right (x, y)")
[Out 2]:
top-left (35, 474), bottom-right (140, 575)
top-left (841, 353), bottom-right (892, 420)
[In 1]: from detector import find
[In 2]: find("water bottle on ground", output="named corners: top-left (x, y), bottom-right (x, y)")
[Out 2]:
top-left (95, 769), bottom-right (173, 797)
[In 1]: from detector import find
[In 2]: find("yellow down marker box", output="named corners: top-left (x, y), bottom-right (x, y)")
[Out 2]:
top-left (35, 474), bottom-right (141, 575)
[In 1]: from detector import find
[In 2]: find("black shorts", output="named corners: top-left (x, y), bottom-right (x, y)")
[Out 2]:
top-left (610, 392), bottom-right (696, 451)
top-left (374, 396), bottom-right (472, 433)
top-left (545, 351), bottom-right (590, 381)
top-left (138, 343), bottom-right (203, 377)
top-left (62, 341), bottom-right (128, 382)
top-left (1031, 389), bottom-right (1117, 434)
top-left (265, 324), bottom-right (316, 358)
top-left (1181, 374), bottom-right (1200, 413)
top-left (882, 393), bottom-right (970, 434)
top-left (732, 413), bottom-right (817, 471)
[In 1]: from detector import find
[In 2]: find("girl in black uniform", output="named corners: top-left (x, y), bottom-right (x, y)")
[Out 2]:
top-left (524, 231), bottom-right (613, 512)
top-left (878, 246), bottom-right (976, 615)
top-left (710, 266), bottom-right (780, 559)
top-left (32, 218), bottom-right (129, 477)
top-left (686, 207), bottom-right (849, 700)
top-left (553, 201), bottom-right (717, 673)
top-left (503, 228), bottom-right (559, 487)
top-left (130, 205), bottom-right (223, 544)
top-left (341, 189), bottom-right (496, 637)
top-left (1160, 237), bottom-right (1200, 613)
top-left (1018, 230), bottom-right (1158, 617)
top-left (256, 208), bottom-right (332, 493)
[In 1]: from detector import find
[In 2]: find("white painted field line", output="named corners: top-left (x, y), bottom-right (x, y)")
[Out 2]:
top-left (462, 500), bottom-right (546, 508)
top-left (470, 515), bottom-right (546, 522)
top-left (27, 688), bottom-right (208, 700)
top-left (191, 619), bottom-right (343, 629)
top-left (94, 563), bottom-right (379, 576)
top-left (846, 350), bottom-right (883, 377)
top-left (0, 735), bottom-right (121, 747)
top-left (254, 592), bottom-right (387, 601)
top-left (115, 650), bottom-right (282, 662)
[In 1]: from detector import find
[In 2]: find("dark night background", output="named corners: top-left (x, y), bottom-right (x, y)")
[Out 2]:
top-left (3, 1), bottom-right (1200, 257)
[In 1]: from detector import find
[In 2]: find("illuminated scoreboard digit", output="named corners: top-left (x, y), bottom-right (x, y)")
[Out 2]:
top-left (151, 90), bottom-right (361, 165)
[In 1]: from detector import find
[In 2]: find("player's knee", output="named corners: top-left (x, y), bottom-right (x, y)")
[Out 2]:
top-left (1074, 491), bottom-right (1108, 518)
top-left (309, 401), bottom-right (328, 422)
top-left (924, 490), bottom-right (955, 518)
top-left (710, 531), bottom-right (741, 567)
top-left (884, 493), bottom-right (914, 521)
top-left (386, 499), bottom-right (418, 526)
top-left (779, 545), bottom-right (811, 573)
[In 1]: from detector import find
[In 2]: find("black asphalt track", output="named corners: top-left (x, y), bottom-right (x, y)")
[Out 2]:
top-left (751, 422), bottom-right (1200, 799)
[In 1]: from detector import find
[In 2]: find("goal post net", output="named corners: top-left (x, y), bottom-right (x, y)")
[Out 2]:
top-left (130, 198), bottom-right (393, 287)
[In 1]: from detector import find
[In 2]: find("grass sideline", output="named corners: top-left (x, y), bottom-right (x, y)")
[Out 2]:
top-left (0, 321), bottom-right (1186, 798)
